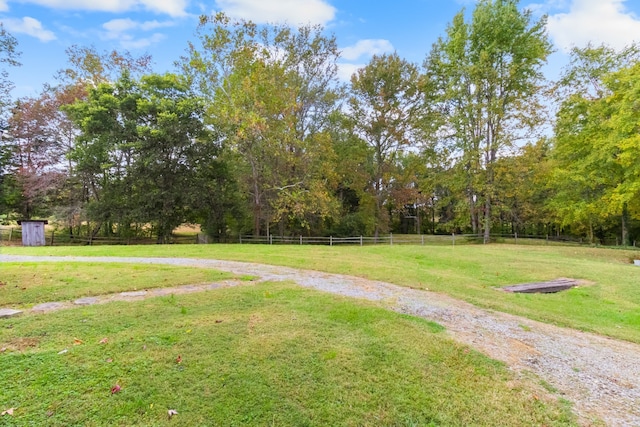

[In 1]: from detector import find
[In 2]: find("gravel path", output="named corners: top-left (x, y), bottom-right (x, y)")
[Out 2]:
top-left (2, 255), bottom-right (639, 426)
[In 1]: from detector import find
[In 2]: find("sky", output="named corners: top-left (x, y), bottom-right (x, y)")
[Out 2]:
top-left (2, 0), bottom-right (640, 99)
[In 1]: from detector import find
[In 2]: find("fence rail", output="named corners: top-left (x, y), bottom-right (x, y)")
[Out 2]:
top-left (1, 226), bottom-right (636, 249)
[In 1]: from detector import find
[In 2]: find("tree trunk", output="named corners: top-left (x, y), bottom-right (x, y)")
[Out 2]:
top-left (622, 203), bottom-right (630, 246)
top-left (483, 195), bottom-right (491, 244)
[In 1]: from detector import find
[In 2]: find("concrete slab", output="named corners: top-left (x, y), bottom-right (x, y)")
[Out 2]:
top-left (120, 291), bottom-right (147, 297)
top-left (74, 297), bottom-right (99, 305)
top-left (0, 308), bottom-right (23, 318)
top-left (32, 302), bottom-right (66, 312)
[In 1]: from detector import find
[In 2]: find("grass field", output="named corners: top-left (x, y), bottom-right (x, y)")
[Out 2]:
top-left (0, 263), bottom-right (235, 306)
top-left (3, 243), bottom-right (640, 343)
top-left (1, 277), bottom-right (574, 425)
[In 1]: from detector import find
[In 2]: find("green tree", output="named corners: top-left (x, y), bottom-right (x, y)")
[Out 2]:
top-left (425, 0), bottom-right (552, 243)
top-left (553, 60), bottom-right (640, 245)
top-left (349, 53), bottom-right (423, 238)
top-left (0, 25), bottom-right (20, 218)
top-left (183, 13), bottom-right (342, 236)
top-left (67, 72), bottom-right (211, 242)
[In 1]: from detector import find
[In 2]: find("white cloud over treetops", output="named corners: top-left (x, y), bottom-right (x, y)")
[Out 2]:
top-left (214, 0), bottom-right (336, 25)
top-left (336, 39), bottom-right (395, 82)
top-left (544, 0), bottom-right (640, 51)
top-left (101, 18), bottom-right (172, 49)
top-left (103, 18), bottom-right (174, 35)
top-left (1, 16), bottom-right (55, 41)
top-left (4, 0), bottom-right (188, 17)
top-left (340, 39), bottom-right (393, 61)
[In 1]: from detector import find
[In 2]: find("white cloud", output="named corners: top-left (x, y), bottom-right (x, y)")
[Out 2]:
top-left (546, 0), bottom-right (640, 51)
top-left (1, 16), bottom-right (56, 41)
top-left (215, 0), bottom-right (336, 25)
top-left (10, 0), bottom-right (188, 17)
top-left (336, 62), bottom-right (363, 82)
top-left (340, 39), bottom-right (393, 61)
top-left (103, 18), bottom-right (174, 34)
top-left (102, 18), bottom-right (173, 47)
top-left (0, 1), bottom-right (8, 12)
top-left (120, 32), bottom-right (165, 49)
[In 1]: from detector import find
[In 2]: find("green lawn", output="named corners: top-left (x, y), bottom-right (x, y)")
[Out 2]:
top-left (0, 262), bottom-right (235, 306)
top-left (0, 280), bottom-right (574, 426)
top-left (4, 243), bottom-right (640, 343)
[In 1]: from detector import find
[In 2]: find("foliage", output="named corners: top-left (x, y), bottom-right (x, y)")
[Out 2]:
top-left (425, 0), bottom-right (552, 242)
top-left (552, 46), bottom-right (640, 245)
top-left (183, 13), bottom-right (342, 237)
top-left (66, 72), bottom-right (211, 242)
top-left (349, 53), bottom-right (424, 237)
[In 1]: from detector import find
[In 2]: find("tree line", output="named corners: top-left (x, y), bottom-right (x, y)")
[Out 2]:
top-left (1, 0), bottom-right (639, 245)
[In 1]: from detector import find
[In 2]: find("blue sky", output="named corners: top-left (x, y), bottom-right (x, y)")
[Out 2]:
top-left (2, 0), bottom-right (640, 99)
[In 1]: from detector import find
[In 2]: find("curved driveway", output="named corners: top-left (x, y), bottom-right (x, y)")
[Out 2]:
top-left (1, 255), bottom-right (639, 426)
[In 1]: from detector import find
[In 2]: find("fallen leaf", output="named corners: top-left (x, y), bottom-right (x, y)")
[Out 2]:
top-left (215, 320), bottom-right (223, 324)
top-left (110, 384), bottom-right (121, 394)
top-left (175, 355), bottom-right (182, 364)
top-left (0, 347), bottom-right (6, 353)
top-left (167, 409), bottom-right (178, 419)
top-left (1, 408), bottom-right (14, 416)
top-left (105, 358), bottom-right (113, 363)
top-left (73, 338), bottom-right (83, 346)
top-left (99, 338), bottom-right (108, 344)
top-left (58, 349), bottom-right (68, 355)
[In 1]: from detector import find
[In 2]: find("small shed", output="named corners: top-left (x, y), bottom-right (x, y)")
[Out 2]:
top-left (17, 220), bottom-right (48, 246)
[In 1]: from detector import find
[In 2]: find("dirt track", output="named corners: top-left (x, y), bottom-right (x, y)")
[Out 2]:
top-left (2, 255), bottom-right (639, 426)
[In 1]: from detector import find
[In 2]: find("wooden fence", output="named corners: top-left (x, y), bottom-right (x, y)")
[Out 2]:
top-left (1, 226), bottom-right (636, 248)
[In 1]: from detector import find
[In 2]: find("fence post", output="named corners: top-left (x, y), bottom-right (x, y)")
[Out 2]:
top-left (50, 231), bottom-right (55, 246)
top-left (269, 234), bottom-right (273, 245)
top-left (452, 232), bottom-right (455, 246)
top-left (330, 236), bottom-right (333, 246)
top-left (421, 235), bottom-right (424, 246)
top-left (8, 228), bottom-right (12, 242)
top-left (390, 233), bottom-right (393, 245)
top-left (360, 235), bottom-right (363, 246)
top-left (546, 234), bottom-right (549, 245)
top-left (515, 232), bottom-right (518, 245)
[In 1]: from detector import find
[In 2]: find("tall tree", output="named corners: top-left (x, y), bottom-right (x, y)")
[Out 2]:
top-left (67, 72), bottom-right (211, 242)
top-left (183, 13), bottom-right (342, 236)
top-left (0, 25), bottom-right (20, 218)
top-left (551, 44), bottom-right (640, 244)
top-left (553, 59), bottom-right (640, 245)
top-left (425, 0), bottom-right (552, 243)
top-left (349, 53), bottom-right (423, 237)
top-left (6, 90), bottom-right (67, 219)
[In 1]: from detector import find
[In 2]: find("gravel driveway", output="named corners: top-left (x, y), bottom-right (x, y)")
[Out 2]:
top-left (2, 255), bottom-right (639, 426)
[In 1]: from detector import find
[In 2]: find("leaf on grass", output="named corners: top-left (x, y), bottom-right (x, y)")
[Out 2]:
top-left (167, 409), bottom-right (178, 419)
top-left (110, 384), bottom-right (121, 394)
top-left (99, 338), bottom-right (108, 344)
top-left (0, 347), bottom-right (7, 353)
top-left (176, 355), bottom-right (182, 364)
top-left (106, 358), bottom-right (113, 363)
top-left (1, 408), bottom-right (15, 416)
top-left (58, 349), bottom-right (68, 355)
top-left (73, 338), bottom-right (83, 345)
